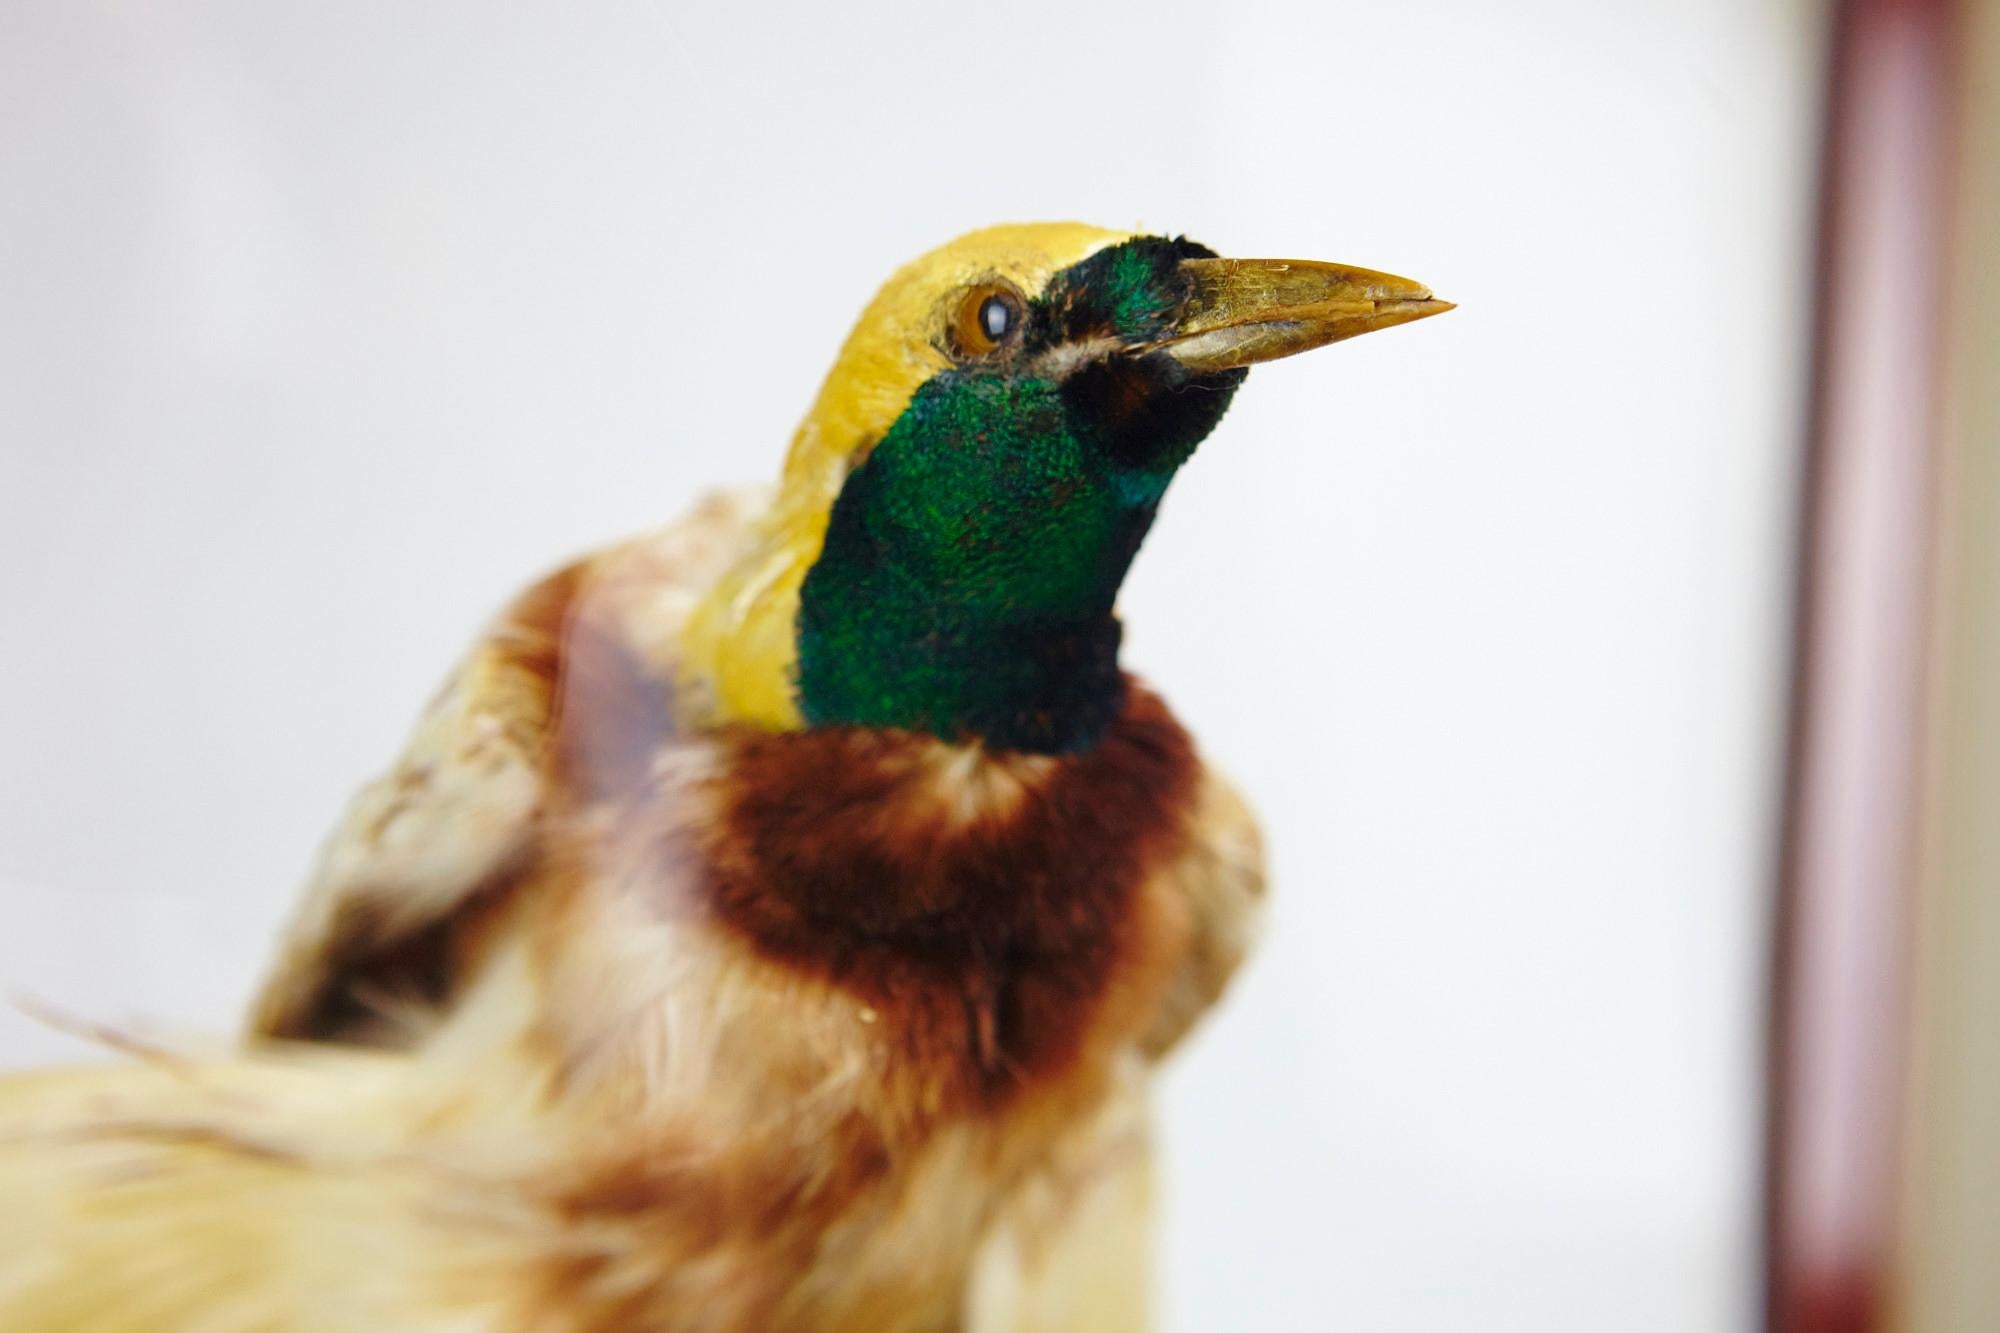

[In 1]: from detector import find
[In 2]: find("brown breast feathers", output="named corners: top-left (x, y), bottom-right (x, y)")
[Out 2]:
top-left (678, 684), bottom-right (1198, 1113)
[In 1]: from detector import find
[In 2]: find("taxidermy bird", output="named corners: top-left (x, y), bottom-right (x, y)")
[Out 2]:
top-left (0, 223), bottom-right (1447, 1331)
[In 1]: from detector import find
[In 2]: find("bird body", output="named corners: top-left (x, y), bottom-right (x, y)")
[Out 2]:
top-left (0, 224), bottom-right (1446, 1330)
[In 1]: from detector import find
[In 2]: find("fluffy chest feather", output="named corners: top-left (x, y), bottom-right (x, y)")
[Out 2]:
top-left (450, 687), bottom-right (1209, 1330)
top-left (530, 680), bottom-right (1201, 1119)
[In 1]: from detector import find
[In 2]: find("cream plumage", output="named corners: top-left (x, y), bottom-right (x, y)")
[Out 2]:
top-left (0, 223), bottom-right (1445, 1331)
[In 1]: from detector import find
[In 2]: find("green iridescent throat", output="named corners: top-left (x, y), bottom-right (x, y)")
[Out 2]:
top-left (795, 235), bottom-right (1244, 754)
top-left (797, 373), bottom-right (1175, 754)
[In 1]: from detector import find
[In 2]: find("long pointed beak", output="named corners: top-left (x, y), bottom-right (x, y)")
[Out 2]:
top-left (1154, 258), bottom-right (1453, 373)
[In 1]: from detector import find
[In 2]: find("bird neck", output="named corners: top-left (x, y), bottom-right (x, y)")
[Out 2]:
top-left (792, 377), bottom-right (1156, 754)
top-left (795, 568), bottom-right (1129, 754)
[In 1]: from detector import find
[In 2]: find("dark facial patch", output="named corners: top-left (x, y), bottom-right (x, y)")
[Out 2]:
top-left (1062, 352), bottom-right (1245, 489)
top-left (1026, 235), bottom-right (1220, 350)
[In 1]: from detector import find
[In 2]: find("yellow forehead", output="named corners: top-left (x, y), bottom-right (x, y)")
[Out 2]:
top-left (682, 221), bottom-right (1134, 734)
top-left (781, 221), bottom-right (1133, 491)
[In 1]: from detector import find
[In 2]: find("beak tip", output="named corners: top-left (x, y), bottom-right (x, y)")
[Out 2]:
top-left (1376, 297), bottom-right (1456, 326)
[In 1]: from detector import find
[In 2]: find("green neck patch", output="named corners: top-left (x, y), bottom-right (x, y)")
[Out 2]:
top-left (794, 236), bottom-right (1243, 754)
top-left (795, 373), bottom-right (1155, 753)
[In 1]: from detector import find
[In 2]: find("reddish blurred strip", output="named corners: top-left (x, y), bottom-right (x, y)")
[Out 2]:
top-left (1767, 1), bottom-right (1961, 1331)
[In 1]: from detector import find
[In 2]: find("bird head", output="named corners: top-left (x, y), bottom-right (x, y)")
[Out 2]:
top-left (681, 222), bottom-right (1449, 753)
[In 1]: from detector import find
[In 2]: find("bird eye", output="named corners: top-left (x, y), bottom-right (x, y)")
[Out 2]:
top-left (950, 284), bottom-right (1024, 357)
top-left (980, 296), bottom-right (1011, 341)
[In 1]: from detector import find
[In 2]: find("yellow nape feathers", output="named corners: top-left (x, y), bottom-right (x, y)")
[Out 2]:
top-left (678, 222), bottom-right (1130, 730)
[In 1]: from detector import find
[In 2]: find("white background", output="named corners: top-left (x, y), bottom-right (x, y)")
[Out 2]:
top-left (0, 3), bottom-right (1818, 1329)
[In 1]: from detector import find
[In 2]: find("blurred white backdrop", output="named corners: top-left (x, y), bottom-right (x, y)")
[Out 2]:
top-left (0, 2), bottom-right (1818, 1329)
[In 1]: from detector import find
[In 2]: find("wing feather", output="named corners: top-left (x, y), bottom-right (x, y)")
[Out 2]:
top-left (246, 488), bottom-right (770, 1043)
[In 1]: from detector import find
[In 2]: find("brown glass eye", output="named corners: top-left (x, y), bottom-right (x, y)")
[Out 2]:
top-left (951, 284), bottom-right (1023, 357)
